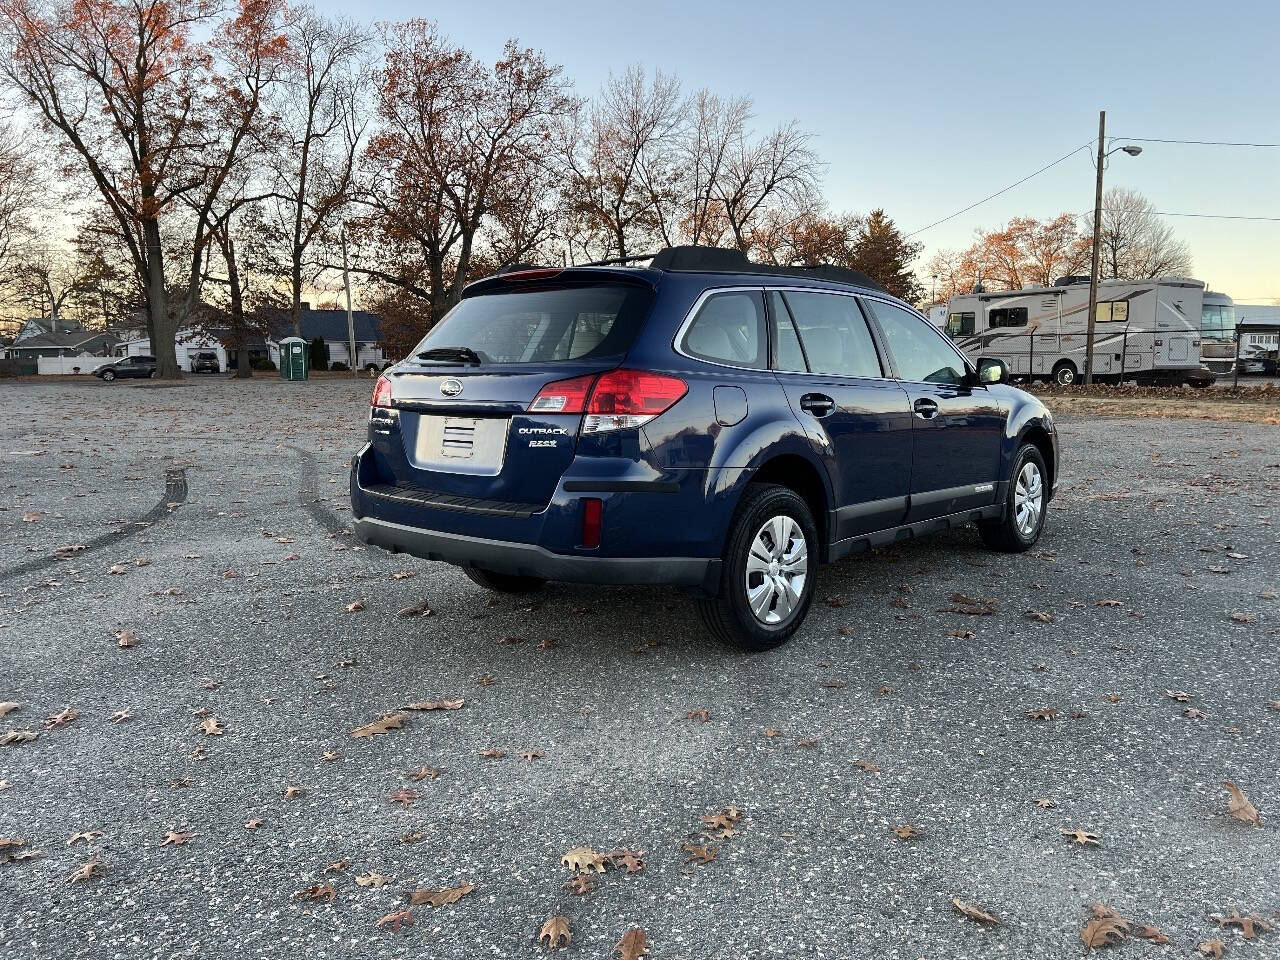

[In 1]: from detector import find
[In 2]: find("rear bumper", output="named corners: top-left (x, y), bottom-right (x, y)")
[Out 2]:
top-left (353, 514), bottom-right (719, 589)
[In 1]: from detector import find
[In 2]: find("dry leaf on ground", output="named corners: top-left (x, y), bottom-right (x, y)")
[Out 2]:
top-left (1224, 780), bottom-right (1261, 825)
top-left (953, 898), bottom-right (1001, 925)
top-left (561, 847), bottom-right (606, 873)
top-left (1213, 908), bottom-right (1274, 940)
top-left (351, 712), bottom-right (406, 739)
top-left (615, 928), bottom-right (649, 960)
top-left (404, 698), bottom-right (463, 711)
top-left (408, 882), bottom-right (474, 907)
top-left (1081, 905), bottom-right (1130, 949)
top-left (376, 909), bottom-right (413, 932)
top-left (1061, 827), bottom-right (1101, 846)
top-left (539, 914), bottom-right (572, 949)
top-left (295, 882), bottom-right (335, 902)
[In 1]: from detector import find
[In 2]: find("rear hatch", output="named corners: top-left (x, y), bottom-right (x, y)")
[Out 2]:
top-left (378, 273), bottom-right (655, 506)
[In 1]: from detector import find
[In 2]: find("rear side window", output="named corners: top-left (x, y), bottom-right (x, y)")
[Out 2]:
top-left (681, 290), bottom-right (766, 369)
top-left (781, 291), bottom-right (883, 379)
top-left (865, 300), bottom-right (968, 385)
top-left (415, 284), bottom-right (653, 364)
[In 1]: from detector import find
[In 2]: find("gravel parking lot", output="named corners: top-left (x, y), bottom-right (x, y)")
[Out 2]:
top-left (1, 377), bottom-right (1277, 959)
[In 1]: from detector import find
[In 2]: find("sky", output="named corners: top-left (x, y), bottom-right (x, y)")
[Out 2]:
top-left (314, 0), bottom-right (1280, 303)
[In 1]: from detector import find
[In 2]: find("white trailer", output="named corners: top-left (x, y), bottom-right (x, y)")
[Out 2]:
top-left (944, 277), bottom-right (1215, 387)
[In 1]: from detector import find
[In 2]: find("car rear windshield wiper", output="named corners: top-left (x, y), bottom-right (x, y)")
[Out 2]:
top-left (416, 346), bottom-right (482, 366)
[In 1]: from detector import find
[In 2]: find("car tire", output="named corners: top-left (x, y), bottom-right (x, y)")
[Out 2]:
top-left (978, 444), bottom-right (1048, 553)
top-left (101, 370), bottom-right (115, 381)
top-left (149, 370), bottom-right (157, 379)
top-left (1052, 361), bottom-right (1077, 386)
top-left (695, 483), bottom-right (818, 652)
top-left (462, 566), bottom-right (546, 593)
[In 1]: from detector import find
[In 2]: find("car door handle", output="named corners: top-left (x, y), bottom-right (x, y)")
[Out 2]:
top-left (800, 393), bottom-right (836, 418)
top-left (913, 397), bottom-right (939, 420)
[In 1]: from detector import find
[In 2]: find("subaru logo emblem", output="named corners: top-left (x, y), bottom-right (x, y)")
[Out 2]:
top-left (440, 378), bottom-right (464, 398)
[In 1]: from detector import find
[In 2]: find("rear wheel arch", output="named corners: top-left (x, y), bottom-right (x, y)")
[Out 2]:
top-left (746, 454), bottom-right (831, 552)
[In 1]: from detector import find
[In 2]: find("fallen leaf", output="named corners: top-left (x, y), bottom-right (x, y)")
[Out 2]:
top-left (397, 600), bottom-right (433, 618)
top-left (615, 927), bottom-right (649, 960)
top-left (563, 873), bottom-right (594, 895)
top-left (682, 843), bottom-right (716, 865)
top-left (605, 849), bottom-right (645, 874)
top-left (686, 708), bottom-right (710, 722)
top-left (344, 599), bottom-right (365, 612)
top-left (892, 824), bottom-right (920, 840)
top-left (763, 728), bottom-right (781, 738)
top-left (1224, 780), bottom-right (1261, 826)
top-left (323, 858), bottom-right (349, 874)
top-left (244, 818), bottom-right (263, 830)
top-left (1198, 939), bottom-right (1226, 958)
top-left (953, 898), bottom-right (1001, 925)
top-left (404, 698), bottom-right (463, 712)
top-left (115, 629), bottom-right (137, 648)
top-left (376, 909), bottom-right (413, 932)
top-left (1035, 798), bottom-right (1056, 809)
top-left (1229, 612), bottom-right (1256, 624)
top-left (356, 871), bottom-right (393, 888)
top-left (1166, 689), bottom-right (1192, 702)
top-left (1026, 707), bottom-right (1060, 721)
top-left (1213, 909), bottom-right (1273, 940)
top-left (387, 788), bottom-right (418, 807)
top-left (519, 749), bottom-right (544, 763)
top-left (161, 830), bottom-right (193, 846)
top-left (539, 914), bottom-right (572, 949)
top-left (1060, 827), bottom-right (1100, 847)
top-left (408, 882), bottom-right (474, 906)
top-left (65, 858), bottom-right (103, 883)
top-left (1, 729), bottom-right (39, 746)
top-left (1184, 707), bottom-right (1211, 719)
top-left (1134, 924), bottom-right (1170, 944)
top-left (854, 759), bottom-right (881, 773)
top-left (408, 766), bottom-right (442, 781)
top-left (561, 847), bottom-right (606, 873)
top-left (351, 713), bottom-right (406, 739)
top-left (1095, 599), bottom-right (1123, 607)
top-left (1026, 610), bottom-right (1054, 623)
top-left (44, 707), bottom-right (78, 729)
top-left (199, 716), bottom-right (224, 736)
top-left (67, 830), bottom-right (103, 845)
top-left (282, 785), bottom-right (307, 799)
top-left (295, 882), bottom-right (335, 902)
top-left (0, 702), bottom-right (18, 718)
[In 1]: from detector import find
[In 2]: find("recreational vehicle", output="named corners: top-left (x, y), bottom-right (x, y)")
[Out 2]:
top-left (944, 277), bottom-right (1214, 387)
top-left (1199, 291), bottom-right (1237, 376)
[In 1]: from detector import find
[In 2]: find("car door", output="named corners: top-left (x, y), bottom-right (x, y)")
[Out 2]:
top-left (861, 298), bottom-right (1007, 523)
top-left (767, 290), bottom-right (913, 540)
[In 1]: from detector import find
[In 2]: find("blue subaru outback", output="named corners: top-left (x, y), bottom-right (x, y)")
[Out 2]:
top-left (351, 246), bottom-right (1058, 650)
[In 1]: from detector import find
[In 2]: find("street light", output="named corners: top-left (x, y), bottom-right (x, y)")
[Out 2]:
top-left (1085, 110), bottom-right (1142, 385)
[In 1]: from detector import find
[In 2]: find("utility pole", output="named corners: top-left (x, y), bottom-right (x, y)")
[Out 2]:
top-left (1085, 110), bottom-right (1106, 386)
top-left (342, 229), bottom-right (357, 379)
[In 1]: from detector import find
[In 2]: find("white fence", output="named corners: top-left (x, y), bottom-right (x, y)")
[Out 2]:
top-left (37, 356), bottom-right (114, 376)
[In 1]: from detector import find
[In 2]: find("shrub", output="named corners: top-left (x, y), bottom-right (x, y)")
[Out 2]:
top-left (330, 361), bottom-right (349, 372)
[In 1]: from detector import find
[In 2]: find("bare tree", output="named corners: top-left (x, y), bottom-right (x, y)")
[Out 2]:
top-left (712, 119), bottom-right (822, 254)
top-left (679, 90), bottom-right (750, 246)
top-left (266, 6), bottom-right (371, 336)
top-left (1089, 187), bottom-right (1192, 280)
top-left (560, 65), bottom-right (683, 262)
top-left (0, 121), bottom-right (36, 281)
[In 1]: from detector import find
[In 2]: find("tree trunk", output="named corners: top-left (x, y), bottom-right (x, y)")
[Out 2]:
top-left (291, 256), bottom-right (303, 337)
top-left (144, 218), bottom-right (180, 379)
top-left (225, 236), bottom-right (253, 379)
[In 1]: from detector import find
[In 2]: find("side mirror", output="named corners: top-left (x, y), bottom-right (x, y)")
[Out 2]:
top-left (976, 357), bottom-right (1008, 385)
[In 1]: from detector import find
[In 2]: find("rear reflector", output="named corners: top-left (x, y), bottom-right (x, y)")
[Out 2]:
top-left (371, 375), bottom-right (393, 408)
top-left (581, 498), bottom-right (602, 548)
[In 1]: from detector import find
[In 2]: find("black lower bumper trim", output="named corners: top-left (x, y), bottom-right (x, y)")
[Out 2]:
top-left (561, 480), bottom-right (679, 493)
top-left (354, 516), bottom-right (720, 590)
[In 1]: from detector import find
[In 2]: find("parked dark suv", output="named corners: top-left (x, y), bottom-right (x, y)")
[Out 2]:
top-left (96, 355), bottom-right (156, 381)
top-left (191, 351), bottom-right (220, 374)
top-left (351, 246), bottom-right (1058, 649)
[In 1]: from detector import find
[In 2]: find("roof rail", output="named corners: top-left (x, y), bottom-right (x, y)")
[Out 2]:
top-left (647, 245), bottom-right (885, 293)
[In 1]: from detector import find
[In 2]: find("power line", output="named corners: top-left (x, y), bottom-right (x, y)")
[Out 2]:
top-left (1114, 137), bottom-right (1278, 148)
top-left (1154, 212), bottom-right (1280, 222)
top-left (906, 142), bottom-right (1092, 238)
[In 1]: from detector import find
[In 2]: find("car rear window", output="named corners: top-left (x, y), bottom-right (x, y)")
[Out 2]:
top-left (414, 284), bottom-right (653, 364)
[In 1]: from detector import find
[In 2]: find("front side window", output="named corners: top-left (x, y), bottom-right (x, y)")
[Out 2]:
top-left (989, 307), bottom-right (1028, 328)
top-left (947, 311), bottom-right (976, 337)
top-left (781, 291), bottom-right (882, 379)
top-left (681, 290), bottom-right (766, 369)
top-left (415, 284), bottom-right (653, 364)
top-left (865, 300), bottom-right (967, 385)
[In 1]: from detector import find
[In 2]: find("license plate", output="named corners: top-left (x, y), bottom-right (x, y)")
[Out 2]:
top-left (412, 415), bottom-right (508, 476)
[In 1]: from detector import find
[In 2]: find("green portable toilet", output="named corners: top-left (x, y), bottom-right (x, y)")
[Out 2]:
top-left (278, 337), bottom-right (309, 380)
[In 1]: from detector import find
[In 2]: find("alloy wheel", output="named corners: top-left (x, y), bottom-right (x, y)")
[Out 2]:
top-left (1014, 461), bottom-right (1043, 537)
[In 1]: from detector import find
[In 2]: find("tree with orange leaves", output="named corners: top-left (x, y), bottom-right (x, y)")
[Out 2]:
top-left (0, 0), bottom-right (287, 377)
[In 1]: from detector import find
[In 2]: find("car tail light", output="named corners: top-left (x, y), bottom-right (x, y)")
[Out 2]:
top-left (581, 498), bottom-right (602, 548)
top-left (529, 373), bottom-right (597, 413)
top-left (371, 375), bottom-right (393, 408)
top-left (501, 267), bottom-right (563, 282)
top-left (527, 369), bottom-right (688, 432)
top-left (582, 370), bottom-right (687, 434)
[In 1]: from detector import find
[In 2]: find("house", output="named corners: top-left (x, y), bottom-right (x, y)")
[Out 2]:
top-left (265, 305), bottom-right (389, 371)
top-left (4, 320), bottom-right (120, 359)
top-left (115, 327), bottom-right (263, 372)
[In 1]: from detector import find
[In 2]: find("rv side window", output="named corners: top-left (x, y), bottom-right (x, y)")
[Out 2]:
top-left (946, 312), bottom-right (975, 337)
top-left (989, 307), bottom-right (1027, 329)
top-left (1096, 302), bottom-right (1129, 324)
